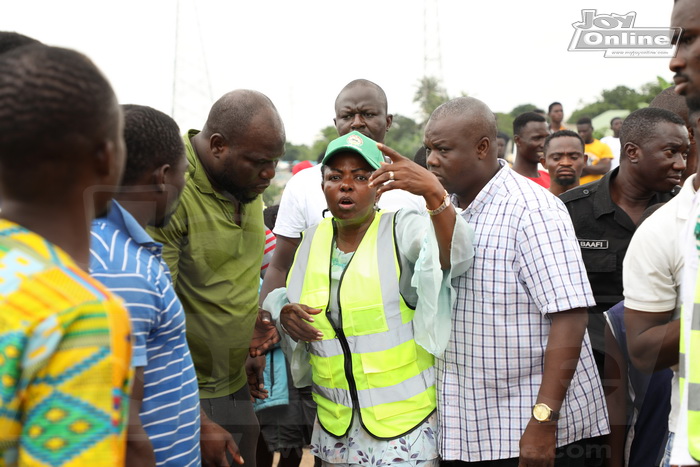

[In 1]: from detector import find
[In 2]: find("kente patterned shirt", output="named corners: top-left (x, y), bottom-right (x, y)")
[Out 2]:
top-left (0, 220), bottom-right (132, 466)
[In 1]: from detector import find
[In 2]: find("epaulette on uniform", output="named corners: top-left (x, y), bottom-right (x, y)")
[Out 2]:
top-left (560, 184), bottom-right (595, 203)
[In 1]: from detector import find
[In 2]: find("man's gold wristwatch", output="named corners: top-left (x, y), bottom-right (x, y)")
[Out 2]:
top-left (532, 403), bottom-right (559, 423)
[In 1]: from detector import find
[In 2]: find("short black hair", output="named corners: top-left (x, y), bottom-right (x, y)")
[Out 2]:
top-left (121, 105), bottom-right (185, 186)
top-left (0, 45), bottom-right (118, 197)
top-left (544, 130), bottom-right (585, 154)
top-left (548, 102), bottom-right (562, 113)
top-left (610, 116), bottom-right (623, 127)
top-left (533, 108), bottom-right (546, 114)
top-left (413, 145), bottom-right (427, 168)
top-left (0, 31), bottom-right (40, 55)
top-left (513, 112), bottom-right (546, 136)
top-left (576, 117), bottom-right (593, 127)
top-left (497, 131), bottom-right (510, 143)
top-left (620, 107), bottom-right (687, 148)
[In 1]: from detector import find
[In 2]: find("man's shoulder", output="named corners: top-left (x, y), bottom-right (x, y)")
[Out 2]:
top-left (559, 181), bottom-right (600, 205)
top-left (91, 221), bottom-right (142, 261)
top-left (0, 242), bottom-right (118, 321)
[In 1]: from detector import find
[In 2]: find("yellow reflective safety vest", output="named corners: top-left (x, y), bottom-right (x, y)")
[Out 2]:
top-left (681, 219), bottom-right (700, 460)
top-left (286, 210), bottom-right (436, 439)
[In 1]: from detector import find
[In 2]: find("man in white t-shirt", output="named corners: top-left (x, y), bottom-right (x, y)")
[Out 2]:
top-left (600, 117), bottom-right (622, 171)
top-left (259, 79), bottom-right (423, 306)
top-left (626, 11), bottom-right (700, 459)
top-left (623, 166), bottom-right (698, 466)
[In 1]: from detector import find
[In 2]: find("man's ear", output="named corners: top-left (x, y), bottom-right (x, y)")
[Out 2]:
top-left (209, 133), bottom-right (227, 157)
top-left (152, 164), bottom-right (170, 192)
top-left (476, 136), bottom-right (491, 160)
top-left (94, 141), bottom-right (111, 176)
top-left (513, 134), bottom-right (521, 147)
top-left (386, 114), bottom-right (393, 131)
top-left (94, 139), bottom-right (121, 181)
top-left (624, 142), bottom-right (640, 164)
top-left (688, 125), bottom-right (696, 146)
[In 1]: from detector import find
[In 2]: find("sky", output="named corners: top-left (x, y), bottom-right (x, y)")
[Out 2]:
top-left (2, 1), bottom-right (678, 146)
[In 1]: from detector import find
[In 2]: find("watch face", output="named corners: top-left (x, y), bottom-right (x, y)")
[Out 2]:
top-left (532, 404), bottom-right (550, 421)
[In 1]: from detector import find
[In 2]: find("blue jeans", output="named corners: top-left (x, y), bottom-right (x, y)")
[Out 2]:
top-left (661, 432), bottom-right (675, 467)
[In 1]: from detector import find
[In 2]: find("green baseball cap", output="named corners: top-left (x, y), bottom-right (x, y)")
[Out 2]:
top-left (322, 131), bottom-right (384, 170)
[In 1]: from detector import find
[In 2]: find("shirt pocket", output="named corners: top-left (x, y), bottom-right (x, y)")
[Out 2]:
top-left (468, 247), bottom-right (519, 312)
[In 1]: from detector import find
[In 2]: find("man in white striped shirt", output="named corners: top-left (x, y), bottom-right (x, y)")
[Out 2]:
top-left (425, 97), bottom-right (608, 466)
top-left (90, 105), bottom-right (238, 466)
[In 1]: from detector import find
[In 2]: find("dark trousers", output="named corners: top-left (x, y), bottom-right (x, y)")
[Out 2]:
top-left (201, 384), bottom-right (260, 467)
top-left (441, 439), bottom-right (593, 467)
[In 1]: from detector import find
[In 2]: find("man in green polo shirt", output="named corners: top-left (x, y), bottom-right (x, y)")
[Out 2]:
top-left (150, 89), bottom-right (285, 466)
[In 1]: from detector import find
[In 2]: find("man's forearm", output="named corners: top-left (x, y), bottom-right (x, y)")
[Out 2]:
top-left (582, 159), bottom-right (612, 176)
top-left (536, 308), bottom-right (588, 410)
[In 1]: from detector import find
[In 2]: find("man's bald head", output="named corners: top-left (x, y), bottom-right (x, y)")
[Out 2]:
top-left (424, 97), bottom-right (501, 205)
top-left (335, 79), bottom-right (388, 113)
top-left (430, 96), bottom-right (498, 155)
top-left (202, 89), bottom-right (285, 144)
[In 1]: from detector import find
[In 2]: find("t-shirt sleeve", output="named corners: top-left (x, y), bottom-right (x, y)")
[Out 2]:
top-left (599, 140), bottom-right (614, 159)
top-left (273, 172), bottom-right (311, 239)
top-left (517, 204), bottom-right (596, 315)
top-left (623, 215), bottom-right (678, 312)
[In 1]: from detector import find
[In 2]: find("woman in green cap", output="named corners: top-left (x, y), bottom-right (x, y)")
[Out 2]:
top-left (263, 131), bottom-right (473, 466)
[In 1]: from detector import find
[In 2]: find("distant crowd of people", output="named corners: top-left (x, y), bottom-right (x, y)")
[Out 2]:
top-left (3, 2), bottom-right (700, 466)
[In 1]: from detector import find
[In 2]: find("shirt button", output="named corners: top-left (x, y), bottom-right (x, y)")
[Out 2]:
top-left (583, 189), bottom-right (589, 195)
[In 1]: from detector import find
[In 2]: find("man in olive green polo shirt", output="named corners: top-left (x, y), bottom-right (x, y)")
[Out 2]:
top-left (150, 89), bottom-right (285, 466)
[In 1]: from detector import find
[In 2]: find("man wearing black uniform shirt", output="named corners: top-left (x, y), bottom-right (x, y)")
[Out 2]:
top-left (560, 107), bottom-right (688, 372)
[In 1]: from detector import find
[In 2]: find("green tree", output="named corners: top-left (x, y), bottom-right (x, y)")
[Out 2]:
top-left (308, 126), bottom-right (338, 162)
top-left (414, 76), bottom-right (449, 125)
top-left (509, 104), bottom-right (538, 118)
top-left (495, 112), bottom-right (515, 138)
top-left (384, 114), bottom-right (423, 159)
top-left (569, 77), bottom-right (670, 123)
top-left (282, 143), bottom-right (312, 162)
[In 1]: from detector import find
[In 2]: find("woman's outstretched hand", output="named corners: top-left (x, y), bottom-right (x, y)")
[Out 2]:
top-left (280, 303), bottom-right (323, 342)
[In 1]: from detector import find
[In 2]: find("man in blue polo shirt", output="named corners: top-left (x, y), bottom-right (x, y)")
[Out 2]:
top-left (90, 105), bottom-right (238, 465)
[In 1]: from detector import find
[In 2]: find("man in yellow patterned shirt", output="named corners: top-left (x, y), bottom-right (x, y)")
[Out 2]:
top-left (0, 44), bottom-right (132, 466)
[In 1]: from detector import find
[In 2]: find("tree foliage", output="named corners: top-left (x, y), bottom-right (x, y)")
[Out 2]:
top-left (569, 76), bottom-right (671, 123)
top-left (385, 114), bottom-right (423, 159)
top-left (414, 76), bottom-right (449, 125)
top-left (495, 112), bottom-right (515, 138)
top-left (509, 104), bottom-right (538, 118)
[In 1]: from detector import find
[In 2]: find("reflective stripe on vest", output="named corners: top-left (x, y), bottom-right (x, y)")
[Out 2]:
top-left (286, 210), bottom-right (436, 439)
top-left (681, 217), bottom-right (700, 461)
top-left (313, 366), bottom-right (435, 409)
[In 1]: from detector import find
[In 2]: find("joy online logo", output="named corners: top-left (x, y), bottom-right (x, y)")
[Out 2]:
top-left (568, 10), bottom-right (681, 58)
